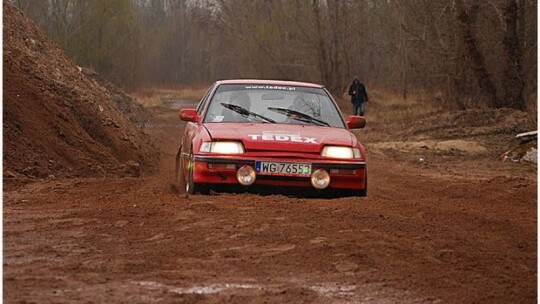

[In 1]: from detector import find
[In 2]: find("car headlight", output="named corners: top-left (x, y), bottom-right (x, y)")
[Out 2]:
top-left (200, 141), bottom-right (245, 154)
top-left (321, 146), bottom-right (361, 159)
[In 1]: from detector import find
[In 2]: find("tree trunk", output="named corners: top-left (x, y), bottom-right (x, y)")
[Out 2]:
top-left (517, 0), bottom-right (526, 51)
top-left (455, 0), bottom-right (500, 108)
top-left (503, 0), bottom-right (526, 110)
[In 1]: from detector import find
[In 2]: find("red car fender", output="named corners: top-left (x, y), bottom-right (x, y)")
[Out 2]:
top-left (180, 123), bottom-right (212, 178)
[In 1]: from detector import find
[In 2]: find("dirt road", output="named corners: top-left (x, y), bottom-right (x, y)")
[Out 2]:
top-left (4, 106), bottom-right (537, 303)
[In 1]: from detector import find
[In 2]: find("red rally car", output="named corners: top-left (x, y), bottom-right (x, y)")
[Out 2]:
top-left (176, 79), bottom-right (367, 197)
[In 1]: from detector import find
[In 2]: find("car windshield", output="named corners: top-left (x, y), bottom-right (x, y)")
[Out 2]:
top-left (203, 84), bottom-right (345, 128)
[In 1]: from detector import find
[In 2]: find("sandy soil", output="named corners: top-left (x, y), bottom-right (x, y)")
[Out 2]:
top-left (4, 105), bottom-right (536, 304)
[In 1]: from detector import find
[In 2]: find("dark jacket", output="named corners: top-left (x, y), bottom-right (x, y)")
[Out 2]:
top-left (348, 77), bottom-right (368, 104)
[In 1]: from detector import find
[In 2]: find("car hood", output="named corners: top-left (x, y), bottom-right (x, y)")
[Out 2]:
top-left (203, 123), bottom-right (354, 153)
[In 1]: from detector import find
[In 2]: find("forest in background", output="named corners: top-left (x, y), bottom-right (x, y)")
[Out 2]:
top-left (13, 0), bottom-right (537, 112)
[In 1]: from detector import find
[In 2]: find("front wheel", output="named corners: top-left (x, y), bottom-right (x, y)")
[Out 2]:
top-left (185, 152), bottom-right (208, 195)
top-left (174, 147), bottom-right (186, 192)
top-left (358, 170), bottom-right (367, 197)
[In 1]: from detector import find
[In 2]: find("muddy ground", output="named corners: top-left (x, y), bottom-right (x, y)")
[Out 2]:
top-left (4, 100), bottom-right (537, 304)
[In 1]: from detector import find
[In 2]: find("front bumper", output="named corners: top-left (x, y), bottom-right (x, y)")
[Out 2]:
top-left (191, 155), bottom-right (366, 190)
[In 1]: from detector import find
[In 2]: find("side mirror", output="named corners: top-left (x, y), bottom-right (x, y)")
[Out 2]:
top-left (346, 116), bottom-right (366, 129)
top-left (179, 108), bottom-right (198, 122)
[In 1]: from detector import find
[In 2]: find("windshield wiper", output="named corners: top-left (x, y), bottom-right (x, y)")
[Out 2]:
top-left (267, 107), bottom-right (330, 127)
top-left (220, 103), bottom-right (275, 123)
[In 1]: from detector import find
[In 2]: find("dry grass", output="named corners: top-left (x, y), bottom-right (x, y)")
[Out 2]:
top-left (337, 88), bottom-right (441, 126)
top-left (131, 93), bottom-right (161, 107)
top-left (131, 85), bottom-right (208, 108)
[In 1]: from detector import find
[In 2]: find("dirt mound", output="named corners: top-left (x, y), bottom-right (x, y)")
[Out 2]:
top-left (81, 67), bottom-right (151, 128)
top-left (404, 108), bottom-right (534, 140)
top-left (3, 2), bottom-right (158, 178)
top-left (361, 108), bottom-right (536, 157)
top-left (371, 140), bottom-right (489, 155)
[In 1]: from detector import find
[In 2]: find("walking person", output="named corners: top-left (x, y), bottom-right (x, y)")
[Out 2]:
top-left (348, 76), bottom-right (368, 116)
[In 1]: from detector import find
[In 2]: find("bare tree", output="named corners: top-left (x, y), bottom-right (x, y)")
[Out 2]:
top-left (503, 0), bottom-right (525, 110)
top-left (13, 0), bottom-right (536, 112)
top-left (455, 0), bottom-right (500, 108)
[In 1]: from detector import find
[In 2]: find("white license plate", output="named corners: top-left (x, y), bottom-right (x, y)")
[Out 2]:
top-left (255, 161), bottom-right (312, 177)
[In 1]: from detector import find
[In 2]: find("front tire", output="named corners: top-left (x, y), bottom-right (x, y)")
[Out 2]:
top-left (358, 170), bottom-right (368, 197)
top-left (185, 152), bottom-right (208, 195)
top-left (174, 147), bottom-right (186, 192)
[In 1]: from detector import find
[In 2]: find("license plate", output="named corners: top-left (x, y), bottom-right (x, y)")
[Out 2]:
top-left (255, 161), bottom-right (312, 177)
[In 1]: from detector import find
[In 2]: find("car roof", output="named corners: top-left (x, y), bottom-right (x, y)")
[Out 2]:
top-left (215, 79), bottom-right (323, 89)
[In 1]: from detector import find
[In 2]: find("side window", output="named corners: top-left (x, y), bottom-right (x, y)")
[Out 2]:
top-left (196, 84), bottom-right (215, 115)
